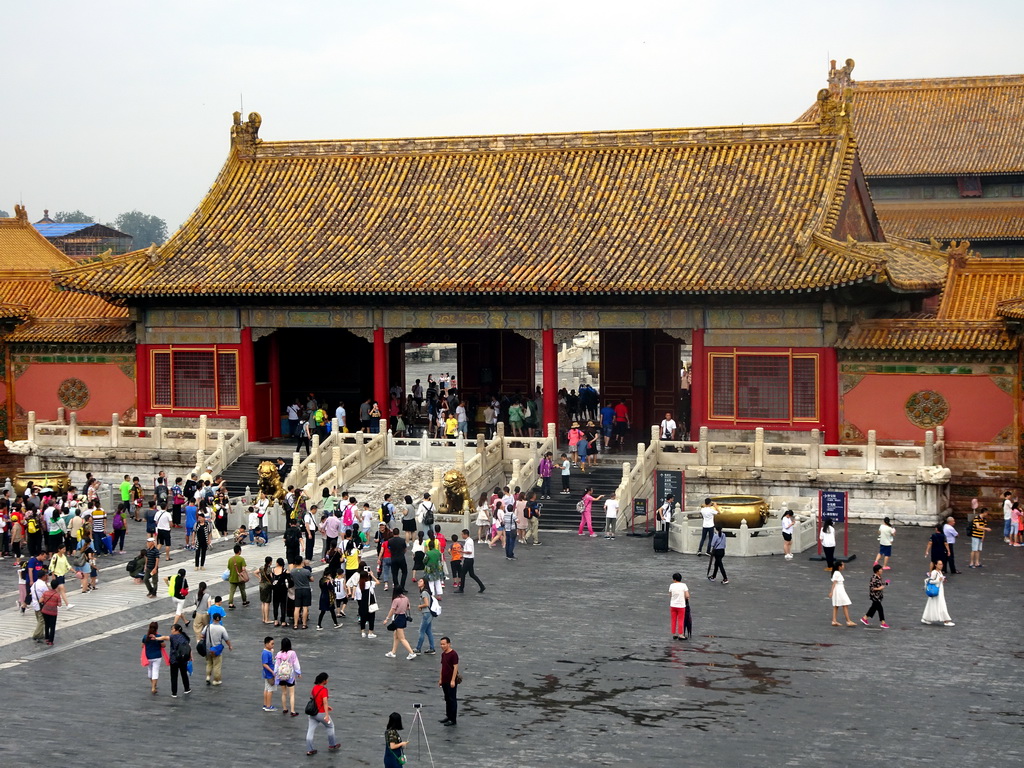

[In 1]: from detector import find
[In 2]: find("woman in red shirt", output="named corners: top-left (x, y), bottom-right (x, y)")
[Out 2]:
top-left (305, 672), bottom-right (340, 756)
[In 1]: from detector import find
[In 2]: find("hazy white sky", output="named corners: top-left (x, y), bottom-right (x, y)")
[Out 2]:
top-left (3, 0), bottom-right (1022, 231)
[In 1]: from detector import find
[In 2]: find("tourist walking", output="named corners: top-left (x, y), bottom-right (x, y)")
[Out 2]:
top-left (143, 538), bottom-right (161, 598)
top-left (227, 544), bottom-right (249, 609)
top-left (38, 577), bottom-right (61, 646)
top-left (922, 561), bottom-right (955, 626)
top-left (261, 636), bottom-right (278, 711)
top-left (167, 623), bottom-right (192, 697)
top-left (559, 453), bottom-right (571, 494)
top-left (353, 563), bottom-right (380, 638)
top-left (165, 568), bottom-right (190, 626)
top-left (438, 635), bottom-right (460, 726)
top-left (538, 451), bottom-right (553, 499)
top-left (603, 491), bottom-right (619, 539)
top-left (943, 516), bottom-right (961, 573)
top-left (860, 564), bottom-right (889, 628)
top-left (781, 510), bottom-right (795, 560)
top-left (305, 672), bottom-right (340, 756)
top-left (203, 613), bottom-right (232, 685)
top-left (927, 523), bottom-right (948, 570)
top-left (457, 530), bottom-right (485, 593)
top-left (697, 498), bottom-right (718, 555)
top-left (142, 621), bottom-right (170, 694)
top-left (316, 571), bottom-right (341, 630)
top-left (819, 518), bottom-right (837, 569)
top-left (384, 712), bottom-right (409, 768)
top-left (707, 525), bottom-right (729, 584)
top-left (828, 562), bottom-right (855, 626)
top-left (577, 487), bottom-right (603, 537)
top-left (388, 529), bottom-right (408, 592)
top-left (271, 558), bottom-right (291, 626)
top-left (384, 587), bottom-right (416, 659)
top-left (414, 577), bottom-right (438, 654)
top-left (290, 560), bottom-right (313, 630)
top-left (258, 556), bottom-right (274, 623)
top-left (874, 516), bottom-right (896, 570)
top-left (194, 512), bottom-right (211, 570)
top-left (669, 572), bottom-right (689, 640)
top-left (968, 509), bottom-right (992, 568)
top-left (274, 636), bottom-right (302, 715)
top-left (474, 493), bottom-right (490, 542)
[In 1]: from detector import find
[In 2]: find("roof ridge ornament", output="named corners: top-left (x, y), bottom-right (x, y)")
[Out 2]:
top-left (231, 111), bottom-right (263, 158)
top-left (14, 204), bottom-right (28, 223)
top-left (818, 58), bottom-right (855, 136)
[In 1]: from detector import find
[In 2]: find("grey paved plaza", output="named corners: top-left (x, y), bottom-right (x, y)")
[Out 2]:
top-left (0, 519), bottom-right (1020, 766)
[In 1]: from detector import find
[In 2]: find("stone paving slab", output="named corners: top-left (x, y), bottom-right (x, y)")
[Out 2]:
top-left (0, 524), bottom-right (1020, 767)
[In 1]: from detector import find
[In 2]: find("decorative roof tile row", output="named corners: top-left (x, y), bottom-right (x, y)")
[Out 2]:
top-left (875, 200), bottom-right (1024, 242)
top-left (799, 73), bottom-right (1024, 178)
top-left (54, 117), bottom-right (936, 301)
top-left (837, 319), bottom-right (1015, 351)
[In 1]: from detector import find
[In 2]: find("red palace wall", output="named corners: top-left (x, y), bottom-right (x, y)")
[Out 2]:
top-left (15, 362), bottom-right (136, 424)
top-left (842, 373), bottom-right (1013, 443)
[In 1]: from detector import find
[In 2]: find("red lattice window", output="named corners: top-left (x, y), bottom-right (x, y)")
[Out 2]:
top-left (708, 351), bottom-right (820, 422)
top-left (710, 355), bottom-right (734, 418)
top-left (153, 351), bottom-right (172, 407)
top-left (173, 351), bottom-right (216, 409)
top-left (792, 356), bottom-right (818, 420)
top-left (217, 352), bottom-right (239, 408)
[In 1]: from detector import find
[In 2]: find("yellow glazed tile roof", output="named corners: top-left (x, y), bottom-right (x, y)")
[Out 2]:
top-left (0, 208), bottom-right (130, 343)
top-left (837, 319), bottom-right (1014, 351)
top-left (874, 200), bottom-right (1024, 242)
top-left (937, 258), bottom-right (1024, 320)
top-left (799, 73), bottom-right (1024, 177)
top-left (54, 115), bottom-right (939, 300)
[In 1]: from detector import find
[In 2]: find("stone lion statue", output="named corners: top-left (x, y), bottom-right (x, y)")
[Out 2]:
top-left (442, 469), bottom-right (469, 514)
top-left (257, 460), bottom-right (286, 501)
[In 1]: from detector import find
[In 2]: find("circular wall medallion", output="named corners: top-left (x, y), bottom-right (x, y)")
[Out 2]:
top-left (57, 377), bottom-right (90, 410)
top-left (904, 390), bottom-right (949, 429)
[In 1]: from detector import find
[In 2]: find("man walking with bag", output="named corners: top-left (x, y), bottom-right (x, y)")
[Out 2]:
top-left (438, 635), bottom-right (460, 726)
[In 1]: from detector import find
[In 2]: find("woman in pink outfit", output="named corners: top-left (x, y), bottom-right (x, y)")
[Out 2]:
top-left (577, 488), bottom-right (604, 537)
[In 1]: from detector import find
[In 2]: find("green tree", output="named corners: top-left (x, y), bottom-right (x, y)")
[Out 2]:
top-left (53, 210), bottom-right (95, 223)
top-left (112, 210), bottom-right (168, 247)
top-left (0, 209), bottom-right (9, 218)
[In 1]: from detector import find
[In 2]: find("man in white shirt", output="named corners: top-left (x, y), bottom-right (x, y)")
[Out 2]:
top-left (656, 495), bottom-right (674, 532)
top-left (659, 412), bottom-right (678, 441)
top-left (698, 498), bottom-right (719, 556)
top-left (456, 529), bottom-right (485, 593)
top-left (1003, 491), bottom-right (1014, 542)
top-left (155, 505), bottom-right (173, 560)
top-left (30, 574), bottom-right (51, 642)
top-left (335, 402), bottom-right (346, 431)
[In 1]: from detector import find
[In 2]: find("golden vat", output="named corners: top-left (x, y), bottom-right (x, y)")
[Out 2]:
top-left (710, 495), bottom-right (769, 529)
top-left (13, 471), bottom-right (72, 498)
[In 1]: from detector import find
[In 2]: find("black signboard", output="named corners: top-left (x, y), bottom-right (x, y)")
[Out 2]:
top-left (820, 490), bottom-right (846, 523)
top-left (632, 498), bottom-right (648, 521)
top-left (656, 470), bottom-right (684, 507)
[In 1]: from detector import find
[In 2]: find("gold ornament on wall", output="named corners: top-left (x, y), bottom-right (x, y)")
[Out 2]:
top-left (905, 390), bottom-right (949, 429)
top-left (57, 377), bottom-right (90, 410)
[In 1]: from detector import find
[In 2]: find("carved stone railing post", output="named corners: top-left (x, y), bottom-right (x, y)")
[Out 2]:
top-left (198, 415), bottom-right (208, 451)
top-left (154, 414), bottom-right (163, 449)
top-left (68, 412), bottom-right (78, 448)
top-left (239, 416), bottom-right (249, 452)
top-left (809, 429), bottom-right (820, 470)
top-left (456, 449), bottom-right (465, 471)
top-left (924, 430), bottom-right (935, 467)
top-left (867, 430), bottom-right (877, 473)
top-left (698, 426), bottom-right (708, 466)
top-left (111, 413), bottom-right (120, 448)
top-left (27, 411), bottom-right (37, 443)
top-left (754, 427), bottom-right (765, 469)
top-left (56, 407), bottom-right (65, 424)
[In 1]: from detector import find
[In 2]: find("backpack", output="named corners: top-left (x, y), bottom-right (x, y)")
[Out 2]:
top-left (113, 511), bottom-right (125, 531)
top-left (380, 502), bottom-right (393, 525)
top-left (27, 518), bottom-right (39, 534)
top-left (576, 499), bottom-right (586, 514)
top-left (172, 638), bottom-right (191, 664)
top-left (167, 574), bottom-right (178, 597)
top-left (275, 654), bottom-right (295, 681)
top-left (342, 506), bottom-right (354, 527)
top-left (127, 557), bottom-right (140, 574)
top-left (156, 484), bottom-right (169, 502)
top-left (422, 503), bottom-right (435, 528)
top-left (72, 550), bottom-right (87, 568)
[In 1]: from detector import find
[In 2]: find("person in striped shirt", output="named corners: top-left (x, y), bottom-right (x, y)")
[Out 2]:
top-left (968, 508), bottom-right (992, 569)
top-left (90, 501), bottom-right (109, 555)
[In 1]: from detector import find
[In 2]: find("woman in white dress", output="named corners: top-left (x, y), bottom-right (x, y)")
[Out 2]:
top-left (828, 561), bottom-right (856, 626)
top-left (922, 561), bottom-right (955, 626)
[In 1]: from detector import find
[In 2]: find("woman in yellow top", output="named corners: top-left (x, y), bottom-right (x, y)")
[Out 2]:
top-left (445, 415), bottom-right (458, 439)
top-left (48, 543), bottom-right (75, 608)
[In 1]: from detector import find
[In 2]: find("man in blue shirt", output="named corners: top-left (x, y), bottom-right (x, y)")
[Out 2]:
top-left (600, 403), bottom-right (616, 451)
top-left (207, 596), bottom-right (226, 622)
top-left (261, 636), bottom-right (277, 711)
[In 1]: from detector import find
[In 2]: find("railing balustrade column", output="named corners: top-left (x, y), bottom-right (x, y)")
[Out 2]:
top-left (924, 430), bottom-right (934, 466)
top-left (111, 413), bottom-right (119, 448)
top-left (698, 426), bottom-right (708, 465)
top-left (154, 414), bottom-right (163, 449)
top-left (198, 415), bottom-right (208, 451)
top-left (867, 430), bottom-right (877, 473)
top-left (754, 427), bottom-right (764, 469)
top-left (68, 412), bottom-right (78, 448)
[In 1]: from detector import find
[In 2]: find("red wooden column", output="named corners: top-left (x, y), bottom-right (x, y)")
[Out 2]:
top-left (821, 346), bottom-right (839, 445)
top-left (239, 327), bottom-right (257, 431)
top-left (689, 329), bottom-right (706, 434)
top-left (543, 329), bottom-right (558, 438)
top-left (135, 343), bottom-right (151, 426)
top-left (373, 327), bottom-right (389, 418)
